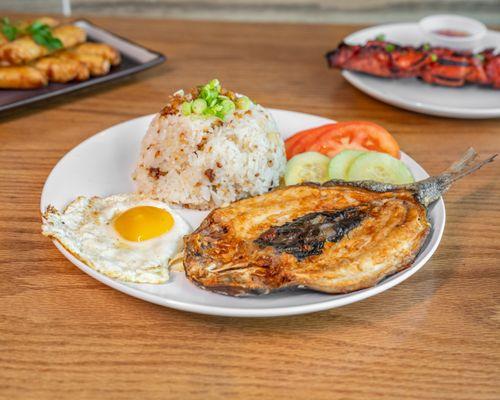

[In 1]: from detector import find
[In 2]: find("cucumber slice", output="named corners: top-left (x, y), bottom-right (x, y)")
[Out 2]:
top-left (346, 152), bottom-right (414, 184)
top-left (285, 152), bottom-right (331, 185)
top-left (328, 150), bottom-right (366, 180)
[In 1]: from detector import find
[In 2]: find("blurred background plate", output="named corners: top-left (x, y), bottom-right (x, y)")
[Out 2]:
top-left (0, 19), bottom-right (165, 114)
top-left (342, 23), bottom-right (500, 119)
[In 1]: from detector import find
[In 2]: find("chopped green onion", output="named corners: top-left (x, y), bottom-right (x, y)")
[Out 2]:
top-left (220, 99), bottom-right (235, 117)
top-left (430, 53), bottom-right (438, 62)
top-left (375, 33), bottom-right (386, 41)
top-left (192, 98), bottom-right (208, 114)
top-left (422, 43), bottom-right (431, 51)
top-left (385, 44), bottom-right (395, 52)
top-left (212, 103), bottom-right (223, 112)
top-left (199, 87), bottom-right (213, 102)
top-left (209, 78), bottom-right (220, 89)
top-left (211, 103), bottom-right (225, 120)
top-left (183, 79), bottom-right (252, 120)
top-left (236, 96), bottom-right (251, 111)
top-left (181, 101), bottom-right (192, 116)
top-left (198, 79), bottom-right (221, 103)
top-left (202, 107), bottom-right (216, 116)
top-left (474, 53), bottom-right (485, 61)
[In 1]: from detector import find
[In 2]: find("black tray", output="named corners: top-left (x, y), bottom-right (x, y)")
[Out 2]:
top-left (0, 19), bottom-right (166, 113)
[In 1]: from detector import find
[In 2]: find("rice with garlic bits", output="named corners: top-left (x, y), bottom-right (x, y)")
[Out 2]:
top-left (133, 80), bottom-right (286, 210)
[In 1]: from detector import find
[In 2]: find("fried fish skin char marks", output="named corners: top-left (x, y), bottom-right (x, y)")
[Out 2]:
top-left (184, 183), bottom-right (429, 296)
top-left (184, 149), bottom-right (496, 296)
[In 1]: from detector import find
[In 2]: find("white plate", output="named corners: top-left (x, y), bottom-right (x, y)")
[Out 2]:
top-left (341, 23), bottom-right (500, 119)
top-left (41, 110), bottom-right (445, 317)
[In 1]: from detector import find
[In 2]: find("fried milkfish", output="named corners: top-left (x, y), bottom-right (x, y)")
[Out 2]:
top-left (184, 149), bottom-right (495, 296)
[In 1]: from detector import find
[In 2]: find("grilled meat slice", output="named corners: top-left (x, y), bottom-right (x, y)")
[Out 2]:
top-left (184, 149), bottom-right (495, 296)
top-left (326, 41), bottom-right (432, 79)
top-left (326, 41), bottom-right (500, 89)
top-left (484, 50), bottom-right (500, 89)
top-left (419, 49), bottom-right (470, 87)
top-left (327, 42), bottom-right (394, 78)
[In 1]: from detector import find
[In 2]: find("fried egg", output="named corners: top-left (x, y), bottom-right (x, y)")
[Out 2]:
top-left (42, 194), bottom-right (192, 283)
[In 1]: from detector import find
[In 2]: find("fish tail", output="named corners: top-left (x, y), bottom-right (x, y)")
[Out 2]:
top-left (444, 148), bottom-right (497, 182)
top-left (414, 148), bottom-right (497, 206)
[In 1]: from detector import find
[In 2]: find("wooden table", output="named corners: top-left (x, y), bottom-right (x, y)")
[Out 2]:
top-left (1, 15), bottom-right (499, 400)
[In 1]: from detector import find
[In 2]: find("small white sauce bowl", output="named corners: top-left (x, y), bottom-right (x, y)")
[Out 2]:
top-left (419, 14), bottom-right (487, 50)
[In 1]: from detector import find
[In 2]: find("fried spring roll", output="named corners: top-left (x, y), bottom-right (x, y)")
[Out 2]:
top-left (55, 25), bottom-right (87, 49)
top-left (34, 56), bottom-right (89, 83)
top-left (0, 25), bottom-right (86, 66)
top-left (0, 17), bottom-right (59, 45)
top-left (27, 17), bottom-right (59, 28)
top-left (0, 66), bottom-right (47, 89)
top-left (17, 17), bottom-right (59, 32)
top-left (59, 51), bottom-right (110, 76)
top-left (74, 42), bottom-right (121, 66)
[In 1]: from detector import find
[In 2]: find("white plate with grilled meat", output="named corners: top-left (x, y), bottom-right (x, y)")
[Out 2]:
top-left (41, 110), bottom-right (445, 317)
top-left (340, 23), bottom-right (500, 119)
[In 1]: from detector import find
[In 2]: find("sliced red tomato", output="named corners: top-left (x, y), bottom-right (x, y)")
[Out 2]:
top-left (285, 121), bottom-right (400, 159)
top-left (285, 126), bottom-right (328, 158)
top-left (285, 125), bottom-right (333, 159)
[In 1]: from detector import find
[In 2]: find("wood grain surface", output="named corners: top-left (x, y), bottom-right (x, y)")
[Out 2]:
top-left (0, 14), bottom-right (499, 400)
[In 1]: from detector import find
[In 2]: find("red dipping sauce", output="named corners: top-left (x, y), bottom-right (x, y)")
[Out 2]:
top-left (433, 29), bottom-right (471, 37)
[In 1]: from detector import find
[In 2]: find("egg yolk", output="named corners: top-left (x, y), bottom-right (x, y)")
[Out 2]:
top-left (113, 206), bottom-right (174, 242)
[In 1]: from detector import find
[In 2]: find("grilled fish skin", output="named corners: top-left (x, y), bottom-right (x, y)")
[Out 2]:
top-left (184, 149), bottom-right (496, 296)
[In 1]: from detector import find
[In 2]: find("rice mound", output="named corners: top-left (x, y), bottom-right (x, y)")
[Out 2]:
top-left (133, 91), bottom-right (286, 210)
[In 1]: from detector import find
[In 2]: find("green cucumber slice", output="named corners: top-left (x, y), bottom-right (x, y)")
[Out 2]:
top-left (328, 150), bottom-right (366, 180)
top-left (284, 151), bottom-right (331, 185)
top-left (346, 152), bottom-right (414, 184)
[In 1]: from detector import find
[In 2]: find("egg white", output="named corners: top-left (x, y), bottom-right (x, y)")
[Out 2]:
top-left (42, 194), bottom-right (192, 283)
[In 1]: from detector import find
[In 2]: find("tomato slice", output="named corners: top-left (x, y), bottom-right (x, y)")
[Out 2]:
top-left (285, 125), bottom-right (333, 159)
top-left (286, 128), bottom-right (327, 158)
top-left (285, 121), bottom-right (400, 159)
